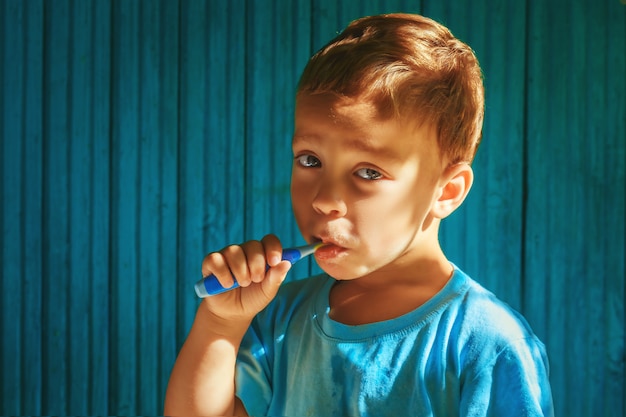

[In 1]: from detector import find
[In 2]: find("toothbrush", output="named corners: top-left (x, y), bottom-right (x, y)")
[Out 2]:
top-left (194, 242), bottom-right (325, 297)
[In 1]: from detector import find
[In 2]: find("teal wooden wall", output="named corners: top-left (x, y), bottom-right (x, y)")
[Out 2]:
top-left (1, 0), bottom-right (624, 415)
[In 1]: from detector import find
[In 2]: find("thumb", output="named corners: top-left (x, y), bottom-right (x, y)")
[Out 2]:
top-left (261, 260), bottom-right (291, 299)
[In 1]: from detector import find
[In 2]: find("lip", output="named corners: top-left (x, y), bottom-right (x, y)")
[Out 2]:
top-left (314, 244), bottom-right (347, 260)
top-left (312, 235), bottom-right (350, 260)
top-left (315, 233), bottom-right (348, 247)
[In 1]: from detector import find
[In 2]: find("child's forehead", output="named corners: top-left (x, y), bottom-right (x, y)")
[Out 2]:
top-left (296, 93), bottom-right (380, 123)
top-left (294, 92), bottom-right (432, 140)
top-left (294, 93), bottom-right (443, 164)
top-left (294, 94), bottom-right (392, 151)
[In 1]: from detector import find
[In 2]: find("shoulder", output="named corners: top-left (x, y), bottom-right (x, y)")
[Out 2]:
top-left (442, 268), bottom-right (549, 372)
top-left (447, 269), bottom-right (553, 414)
top-left (447, 268), bottom-right (550, 377)
top-left (452, 269), bottom-right (538, 345)
top-left (454, 277), bottom-right (554, 415)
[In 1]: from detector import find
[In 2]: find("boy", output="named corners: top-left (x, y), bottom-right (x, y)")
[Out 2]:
top-left (165, 13), bottom-right (553, 416)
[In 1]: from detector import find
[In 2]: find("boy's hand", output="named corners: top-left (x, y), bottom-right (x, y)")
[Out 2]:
top-left (166, 236), bottom-right (288, 416)
top-left (200, 234), bottom-right (291, 322)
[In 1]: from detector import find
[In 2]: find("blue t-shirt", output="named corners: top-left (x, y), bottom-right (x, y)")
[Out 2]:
top-left (236, 266), bottom-right (554, 416)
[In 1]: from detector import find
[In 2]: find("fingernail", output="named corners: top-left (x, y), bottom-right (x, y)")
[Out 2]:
top-left (269, 255), bottom-right (281, 266)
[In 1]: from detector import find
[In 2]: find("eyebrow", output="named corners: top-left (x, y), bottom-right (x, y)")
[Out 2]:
top-left (292, 134), bottom-right (403, 162)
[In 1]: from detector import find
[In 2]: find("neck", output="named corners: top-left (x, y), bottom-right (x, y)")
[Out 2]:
top-left (328, 245), bottom-right (453, 325)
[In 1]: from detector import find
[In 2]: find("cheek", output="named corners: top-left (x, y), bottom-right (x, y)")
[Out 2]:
top-left (353, 186), bottom-right (433, 242)
top-left (290, 176), bottom-right (309, 224)
top-left (350, 197), bottom-right (403, 242)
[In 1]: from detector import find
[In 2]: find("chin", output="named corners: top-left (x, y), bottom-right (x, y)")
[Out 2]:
top-left (315, 259), bottom-right (370, 281)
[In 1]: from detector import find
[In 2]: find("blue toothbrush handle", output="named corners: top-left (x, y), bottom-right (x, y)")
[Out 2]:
top-left (194, 245), bottom-right (316, 298)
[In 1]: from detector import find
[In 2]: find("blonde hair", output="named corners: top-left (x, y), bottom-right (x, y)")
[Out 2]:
top-left (297, 13), bottom-right (485, 164)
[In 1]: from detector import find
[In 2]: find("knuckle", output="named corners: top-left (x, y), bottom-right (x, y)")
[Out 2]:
top-left (223, 244), bottom-right (242, 257)
top-left (203, 252), bottom-right (224, 269)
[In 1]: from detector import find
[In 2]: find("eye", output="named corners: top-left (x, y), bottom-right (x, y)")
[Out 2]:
top-left (296, 154), bottom-right (321, 168)
top-left (355, 167), bottom-right (383, 180)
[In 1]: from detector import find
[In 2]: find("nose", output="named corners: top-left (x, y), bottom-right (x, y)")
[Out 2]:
top-left (311, 178), bottom-right (348, 217)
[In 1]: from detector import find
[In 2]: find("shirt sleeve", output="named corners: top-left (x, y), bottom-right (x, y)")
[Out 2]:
top-left (235, 319), bottom-right (273, 417)
top-left (460, 337), bottom-right (554, 417)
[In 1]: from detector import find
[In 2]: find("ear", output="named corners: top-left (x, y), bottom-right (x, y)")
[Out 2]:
top-left (431, 163), bottom-right (473, 219)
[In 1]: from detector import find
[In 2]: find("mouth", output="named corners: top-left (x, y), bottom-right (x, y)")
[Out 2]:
top-left (314, 245), bottom-right (347, 260)
top-left (314, 234), bottom-right (345, 247)
top-left (312, 235), bottom-right (349, 260)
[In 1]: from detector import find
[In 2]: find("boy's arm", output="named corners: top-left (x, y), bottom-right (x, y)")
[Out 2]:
top-left (164, 303), bottom-right (250, 416)
top-left (164, 235), bottom-right (290, 416)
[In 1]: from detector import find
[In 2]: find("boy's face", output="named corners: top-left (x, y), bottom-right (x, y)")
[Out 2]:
top-left (291, 93), bottom-right (447, 281)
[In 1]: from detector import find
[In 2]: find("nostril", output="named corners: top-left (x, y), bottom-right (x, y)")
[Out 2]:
top-left (312, 193), bottom-right (347, 217)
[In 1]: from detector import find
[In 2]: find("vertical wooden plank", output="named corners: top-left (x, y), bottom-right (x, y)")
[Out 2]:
top-left (564, 1), bottom-right (589, 412)
top-left (53, 1), bottom-right (113, 414)
top-left (136, 1), bottom-right (161, 412)
top-left (523, 0), bottom-right (549, 360)
top-left (21, 0), bottom-right (44, 414)
top-left (1, 0), bottom-right (25, 414)
top-left (573, 1), bottom-right (626, 415)
top-left (525, 0), bottom-right (568, 413)
top-left (88, 0), bottom-right (111, 412)
top-left (68, 1), bottom-right (92, 413)
top-left (603, 1), bottom-right (626, 413)
top-left (244, 0), bottom-right (293, 242)
top-left (311, 0), bottom-right (343, 52)
top-left (203, 0), bottom-right (245, 266)
top-left (133, 0), bottom-right (179, 413)
top-left (475, 0), bottom-right (526, 311)
top-left (110, 0), bottom-right (140, 414)
top-left (154, 0), bottom-right (179, 412)
top-left (42, 0), bottom-right (71, 413)
top-left (207, 0), bottom-right (246, 248)
top-left (575, 3), bottom-right (601, 415)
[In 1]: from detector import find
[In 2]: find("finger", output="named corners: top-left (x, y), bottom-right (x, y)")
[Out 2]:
top-left (240, 240), bottom-right (266, 283)
top-left (221, 244), bottom-right (252, 287)
top-left (201, 251), bottom-right (236, 288)
top-left (261, 234), bottom-right (283, 267)
top-left (261, 260), bottom-right (291, 299)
